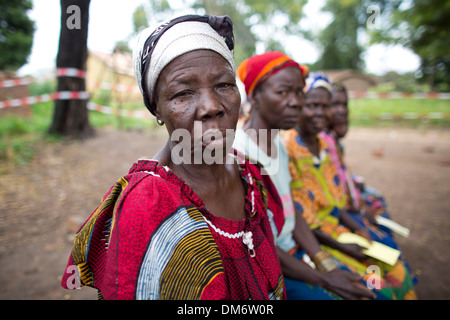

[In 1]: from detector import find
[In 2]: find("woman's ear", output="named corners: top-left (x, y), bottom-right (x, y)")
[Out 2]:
top-left (153, 103), bottom-right (165, 126)
top-left (248, 91), bottom-right (259, 110)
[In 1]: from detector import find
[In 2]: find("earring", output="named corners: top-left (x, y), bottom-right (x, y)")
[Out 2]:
top-left (156, 119), bottom-right (164, 126)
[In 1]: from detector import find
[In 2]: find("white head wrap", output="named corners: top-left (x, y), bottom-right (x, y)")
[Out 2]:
top-left (133, 16), bottom-right (235, 115)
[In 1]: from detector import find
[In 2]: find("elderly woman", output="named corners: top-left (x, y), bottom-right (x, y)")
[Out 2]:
top-left (325, 82), bottom-right (416, 282)
top-left (283, 72), bottom-right (417, 299)
top-left (326, 82), bottom-right (392, 233)
top-left (60, 14), bottom-right (285, 300)
top-left (233, 52), bottom-right (376, 300)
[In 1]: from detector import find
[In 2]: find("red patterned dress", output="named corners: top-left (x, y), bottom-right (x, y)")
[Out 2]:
top-left (61, 156), bottom-right (285, 300)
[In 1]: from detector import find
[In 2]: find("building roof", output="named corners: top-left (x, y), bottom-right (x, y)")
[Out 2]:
top-left (321, 69), bottom-right (378, 86)
top-left (89, 50), bottom-right (134, 77)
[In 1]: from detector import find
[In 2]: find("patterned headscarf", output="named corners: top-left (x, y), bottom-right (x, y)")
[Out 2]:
top-left (304, 71), bottom-right (333, 93)
top-left (237, 51), bottom-right (309, 96)
top-left (133, 14), bottom-right (235, 116)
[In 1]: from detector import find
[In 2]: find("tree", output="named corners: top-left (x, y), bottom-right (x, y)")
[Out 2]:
top-left (314, 0), bottom-right (365, 71)
top-left (137, 0), bottom-right (309, 66)
top-left (368, 0), bottom-right (450, 91)
top-left (49, 0), bottom-right (93, 138)
top-left (192, 0), bottom-right (257, 65)
top-left (0, 0), bottom-right (35, 72)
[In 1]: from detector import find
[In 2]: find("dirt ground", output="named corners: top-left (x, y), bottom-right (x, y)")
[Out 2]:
top-left (0, 126), bottom-right (449, 300)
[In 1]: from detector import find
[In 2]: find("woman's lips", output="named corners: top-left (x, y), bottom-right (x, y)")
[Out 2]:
top-left (200, 129), bottom-right (228, 148)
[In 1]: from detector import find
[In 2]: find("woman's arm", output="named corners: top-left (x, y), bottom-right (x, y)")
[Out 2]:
top-left (312, 228), bottom-right (368, 261)
top-left (277, 248), bottom-right (375, 300)
top-left (291, 209), bottom-right (322, 258)
top-left (339, 209), bottom-right (373, 242)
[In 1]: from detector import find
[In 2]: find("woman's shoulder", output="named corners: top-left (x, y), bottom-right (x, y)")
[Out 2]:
top-left (280, 129), bottom-right (308, 158)
top-left (116, 159), bottom-right (186, 207)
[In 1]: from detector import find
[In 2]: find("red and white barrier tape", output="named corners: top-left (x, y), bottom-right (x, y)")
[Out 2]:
top-left (2, 91), bottom-right (448, 120)
top-left (0, 68), bottom-right (85, 88)
top-left (348, 91), bottom-right (450, 100)
top-left (0, 91), bottom-right (152, 119)
top-left (2, 76), bottom-right (450, 100)
top-left (87, 102), bottom-right (152, 119)
top-left (353, 112), bottom-right (450, 120)
top-left (0, 91), bottom-right (89, 109)
top-left (0, 77), bottom-right (34, 88)
top-left (56, 67), bottom-right (86, 78)
top-left (87, 81), bottom-right (140, 93)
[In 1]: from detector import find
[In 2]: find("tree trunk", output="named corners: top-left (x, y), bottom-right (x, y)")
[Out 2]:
top-left (49, 0), bottom-right (93, 139)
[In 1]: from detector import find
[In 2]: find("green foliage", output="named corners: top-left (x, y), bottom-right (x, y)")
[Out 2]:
top-left (0, 85), bottom-right (156, 173)
top-left (192, 0), bottom-right (257, 65)
top-left (113, 40), bottom-right (132, 53)
top-left (0, 0), bottom-right (35, 71)
top-left (367, 0), bottom-right (450, 91)
top-left (243, 0), bottom-right (307, 27)
top-left (314, 0), bottom-right (365, 70)
top-left (133, 4), bottom-right (149, 33)
top-left (134, 0), bottom-right (309, 66)
top-left (28, 79), bottom-right (56, 96)
top-left (372, 72), bottom-right (429, 93)
top-left (0, 101), bottom-right (54, 172)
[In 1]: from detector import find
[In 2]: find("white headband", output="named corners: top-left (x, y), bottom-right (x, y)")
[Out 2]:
top-left (133, 20), bottom-right (235, 106)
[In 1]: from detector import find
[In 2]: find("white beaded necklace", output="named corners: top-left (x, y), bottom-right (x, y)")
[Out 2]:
top-left (201, 172), bottom-right (256, 258)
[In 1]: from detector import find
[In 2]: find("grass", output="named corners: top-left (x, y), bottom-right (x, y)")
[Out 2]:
top-left (349, 98), bottom-right (450, 129)
top-left (0, 95), bottom-right (156, 174)
top-left (1, 83), bottom-right (450, 174)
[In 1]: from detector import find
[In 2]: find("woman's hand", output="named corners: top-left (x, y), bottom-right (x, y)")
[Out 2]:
top-left (354, 228), bottom-right (373, 243)
top-left (362, 206), bottom-right (378, 225)
top-left (339, 243), bottom-right (368, 261)
top-left (323, 269), bottom-right (377, 300)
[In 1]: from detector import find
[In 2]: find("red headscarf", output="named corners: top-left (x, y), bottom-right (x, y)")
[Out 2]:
top-left (237, 51), bottom-right (309, 96)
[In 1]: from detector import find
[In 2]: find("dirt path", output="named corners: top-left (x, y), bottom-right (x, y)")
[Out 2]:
top-left (0, 126), bottom-right (449, 300)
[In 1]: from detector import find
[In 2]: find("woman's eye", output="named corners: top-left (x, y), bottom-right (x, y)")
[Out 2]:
top-left (278, 91), bottom-right (287, 96)
top-left (172, 90), bottom-right (192, 99)
top-left (217, 83), bottom-right (233, 89)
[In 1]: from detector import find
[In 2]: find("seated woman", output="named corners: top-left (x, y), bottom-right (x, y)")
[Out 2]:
top-left (60, 14), bottom-right (285, 300)
top-left (325, 81), bottom-right (416, 280)
top-left (233, 51), bottom-right (376, 300)
top-left (283, 72), bottom-right (417, 300)
top-left (326, 82), bottom-right (392, 235)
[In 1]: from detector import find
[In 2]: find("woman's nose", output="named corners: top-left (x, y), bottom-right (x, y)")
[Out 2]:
top-left (315, 104), bottom-right (326, 116)
top-left (288, 91), bottom-right (303, 110)
top-left (197, 89), bottom-right (225, 120)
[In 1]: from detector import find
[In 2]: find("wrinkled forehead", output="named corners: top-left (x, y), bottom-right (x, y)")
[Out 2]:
top-left (156, 49), bottom-right (235, 87)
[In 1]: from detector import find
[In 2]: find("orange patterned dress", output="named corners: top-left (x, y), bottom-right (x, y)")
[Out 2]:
top-left (283, 128), bottom-right (417, 300)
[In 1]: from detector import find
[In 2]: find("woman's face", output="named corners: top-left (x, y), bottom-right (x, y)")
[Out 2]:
top-left (300, 87), bottom-right (330, 136)
top-left (330, 90), bottom-right (349, 139)
top-left (154, 49), bottom-right (241, 162)
top-left (250, 67), bottom-right (304, 130)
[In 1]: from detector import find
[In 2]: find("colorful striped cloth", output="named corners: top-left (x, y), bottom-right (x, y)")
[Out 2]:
top-left (61, 155), bottom-right (286, 300)
top-left (283, 129), bottom-right (417, 300)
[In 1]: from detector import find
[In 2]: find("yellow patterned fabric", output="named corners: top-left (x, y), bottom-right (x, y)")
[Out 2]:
top-left (283, 129), bottom-right (418, 300)
top-left (284, 129), bottom-right (347, 234)
top-left (71, 177), bottom-right (129, 287)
